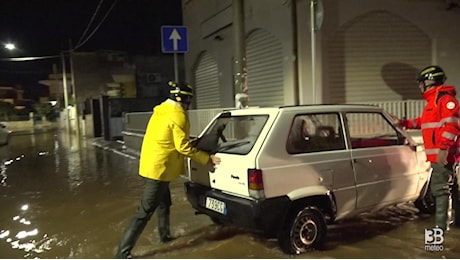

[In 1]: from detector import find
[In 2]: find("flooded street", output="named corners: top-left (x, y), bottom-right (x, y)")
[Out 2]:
top-left (1, 130), bottom-right (460, 258)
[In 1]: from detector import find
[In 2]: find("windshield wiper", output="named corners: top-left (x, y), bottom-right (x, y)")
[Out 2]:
top-left (217, 141), bottom-right (251, 152)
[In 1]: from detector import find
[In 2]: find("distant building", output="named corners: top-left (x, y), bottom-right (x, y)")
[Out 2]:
top-left (71, 50), bottom-right (180, 104)
top-left (38, 64), bottom-right (71, 108)
top-left (0, 84), bottom-right (31, 110)
top-left (39, 50), bottom-right (183, 138)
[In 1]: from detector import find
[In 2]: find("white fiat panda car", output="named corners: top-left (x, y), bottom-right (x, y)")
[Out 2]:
top-left (184, 104), bottom-right (433, 255)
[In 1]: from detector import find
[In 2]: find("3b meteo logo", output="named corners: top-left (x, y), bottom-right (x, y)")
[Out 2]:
top-left (424, 228), bottom-right (444, 252)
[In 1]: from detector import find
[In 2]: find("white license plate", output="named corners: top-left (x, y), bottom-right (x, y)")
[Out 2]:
top-left (205, 197), bottom-right (227, 215)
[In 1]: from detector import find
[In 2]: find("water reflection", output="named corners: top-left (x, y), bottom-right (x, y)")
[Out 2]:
top-left (0, 131), bottom-right (142, 258)
top-left (0, 203), bottom-right (54, 257)
top-left (0, 159), bottom-right (7, 186)
top-left (0, 132), bottom-right (84, 257)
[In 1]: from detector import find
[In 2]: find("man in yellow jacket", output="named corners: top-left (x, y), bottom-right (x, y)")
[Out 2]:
top-left (115, 81), bottom-right (221, 258)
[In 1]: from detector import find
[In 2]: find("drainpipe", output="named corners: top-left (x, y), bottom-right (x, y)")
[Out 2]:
top-left (233, 0), bottom-right (248, 108)
top-left (291, 0), bottom-right (300, 105)
top-left (310, 0), bottom-right (317, 104)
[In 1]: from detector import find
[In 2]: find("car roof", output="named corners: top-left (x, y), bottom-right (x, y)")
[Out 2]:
top-left (224, 104), bottom-right (384, 115)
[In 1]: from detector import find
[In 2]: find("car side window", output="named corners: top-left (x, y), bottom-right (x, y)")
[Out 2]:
top-left (287, 113), bottom-right (345, 154)
top-left (346, 112), bottom-right (404, 149)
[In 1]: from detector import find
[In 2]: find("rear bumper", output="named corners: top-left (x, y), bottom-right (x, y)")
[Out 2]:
top-left (184, 182), bottom-right (290, 237)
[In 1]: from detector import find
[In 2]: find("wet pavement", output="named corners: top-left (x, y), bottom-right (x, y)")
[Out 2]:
top-left (1, 130), bottom-right (460, 258)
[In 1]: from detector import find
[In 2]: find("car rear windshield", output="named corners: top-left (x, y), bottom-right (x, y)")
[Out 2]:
top-left (199, 113), bottom-right (269, 155)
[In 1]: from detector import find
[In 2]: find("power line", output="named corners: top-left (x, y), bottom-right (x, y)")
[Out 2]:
top-left (76, 0), bottom-right (105, 47)
top-left (74, 0), bottom-right (118, 51)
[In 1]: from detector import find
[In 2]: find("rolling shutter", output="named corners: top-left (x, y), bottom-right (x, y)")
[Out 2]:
top-left (246, 29), bottom-right (284, 107)
top-left (327, 10), bottom-right (431, 103)
top-left (195, 52), bottom-right (220, 108)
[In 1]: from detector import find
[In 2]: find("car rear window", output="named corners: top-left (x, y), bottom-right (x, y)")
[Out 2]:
top-left (199, 114), bottom-right (269, 155)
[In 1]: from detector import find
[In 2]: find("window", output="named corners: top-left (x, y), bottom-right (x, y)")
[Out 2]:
top-left (287, 113), bottom-right (345, 154)
top-left (196, 113), bottom-right (269, 155)
top-left (346, 112), bottom-right (404, 149)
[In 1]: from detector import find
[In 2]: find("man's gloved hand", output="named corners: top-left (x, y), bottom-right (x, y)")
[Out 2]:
top-left (210, 154), bottom-right (221, 165)
top-left (437, 149), bottom-right (448, 165)
top-left (388, 113), bottom-right (402, 127)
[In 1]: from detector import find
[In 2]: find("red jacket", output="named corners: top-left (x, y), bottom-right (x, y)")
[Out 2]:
top-left (402, 85), bottom-right (460, 163)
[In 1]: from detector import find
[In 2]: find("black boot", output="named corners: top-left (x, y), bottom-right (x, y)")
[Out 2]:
top-left (452, 181), bottom-right (460, 227)
top-left (115, 217), bottom-right (149, 258)
top-left (157, 185), bottom-right (173, 243)
top-left (157, 204), bottom-right (174, 243)
top-left (435, 195), bottom-right (449, 231)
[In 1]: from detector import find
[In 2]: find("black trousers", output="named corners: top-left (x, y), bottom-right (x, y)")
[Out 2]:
top-left (115, 178), bottom-right (171, 258)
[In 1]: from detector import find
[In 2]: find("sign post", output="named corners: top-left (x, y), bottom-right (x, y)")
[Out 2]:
top-left (161, 26), bottom-right (189, 82)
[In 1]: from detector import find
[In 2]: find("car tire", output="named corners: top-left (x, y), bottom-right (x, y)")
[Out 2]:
top-left (278, 206), bottom-right (327, 255)
top-left (414, 182), bottom-right (435, 214)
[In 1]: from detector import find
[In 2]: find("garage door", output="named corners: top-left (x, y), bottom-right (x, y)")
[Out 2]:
top-left (194, 51), bottom-right (220, 108)
top-left (246, 29), bottom-right (284, 107)
top-left (327, 10), bottom-right (431, 103)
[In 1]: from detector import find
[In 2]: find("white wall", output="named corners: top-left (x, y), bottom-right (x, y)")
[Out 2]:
top-left (183, 0), bottom-right (297, 107)
top-left (183, 0), bottom-right (460, 106)
top-left (319, 0), bottom-right (460, 96)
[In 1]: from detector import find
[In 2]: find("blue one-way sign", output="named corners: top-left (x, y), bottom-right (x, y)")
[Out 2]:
top-left (161, 26), bottom-right (188, 53)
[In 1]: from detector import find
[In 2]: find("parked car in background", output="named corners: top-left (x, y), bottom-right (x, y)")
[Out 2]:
top-left (0, 122), bottom-right (11, 145)
top-left (185, 104), bottom-right (434, 255)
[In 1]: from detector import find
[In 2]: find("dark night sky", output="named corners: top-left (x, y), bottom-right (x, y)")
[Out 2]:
top-left (0, 0), bottom-right (182, 100)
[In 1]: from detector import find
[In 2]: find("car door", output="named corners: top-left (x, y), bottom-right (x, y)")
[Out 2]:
top-left (262, 112), bottom-right (357, 220)
top-left (346, 112), bottom-right (420, 210)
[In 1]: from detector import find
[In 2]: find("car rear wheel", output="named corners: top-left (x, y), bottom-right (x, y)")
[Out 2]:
top-left (278, 206), bottom-right (327, 255)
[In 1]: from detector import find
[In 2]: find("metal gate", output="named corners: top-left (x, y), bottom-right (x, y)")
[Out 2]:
top-left (194, 51), bottom-right (220, 108)
top-left (246, 29), bottom-right (284, 107)
top-left (326, 10), bottom-right (431, 103)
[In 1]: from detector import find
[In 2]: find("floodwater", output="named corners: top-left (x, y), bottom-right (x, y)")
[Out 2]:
top-left (1, 130), bottom-right (460, 259)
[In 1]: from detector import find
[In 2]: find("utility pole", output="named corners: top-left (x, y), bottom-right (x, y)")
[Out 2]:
top-left (233, 0), bottom-right (248, 108)
top-left (61, 52), bottom-right (71, 132)
top-left (69, 40), bottom-right (81, 136)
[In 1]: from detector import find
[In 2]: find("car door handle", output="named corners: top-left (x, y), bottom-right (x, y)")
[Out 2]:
top-left (353, 158), bottom-right (373, 163)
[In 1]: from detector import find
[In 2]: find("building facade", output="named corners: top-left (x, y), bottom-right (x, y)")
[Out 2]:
top-left (182, 0), bottom-right (460, 108)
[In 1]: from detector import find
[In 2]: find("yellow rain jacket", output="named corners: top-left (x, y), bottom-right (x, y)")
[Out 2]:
top-left (139, 99), bottom-right (210, 181)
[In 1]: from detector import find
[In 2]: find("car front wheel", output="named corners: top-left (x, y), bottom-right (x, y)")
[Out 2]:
top-left (278, 206), bottom-right (327, 255)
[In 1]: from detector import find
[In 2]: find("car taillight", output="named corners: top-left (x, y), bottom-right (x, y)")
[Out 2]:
top-left (248, 169), bottom-right (263, 190)
top-left (248, 169), bottom-right (265, 199)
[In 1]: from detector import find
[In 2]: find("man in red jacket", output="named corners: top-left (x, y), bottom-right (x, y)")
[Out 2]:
top-left (397, 65), bottom-right (460, 231)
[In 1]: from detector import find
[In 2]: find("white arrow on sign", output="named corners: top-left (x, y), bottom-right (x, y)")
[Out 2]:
top-left (169, 29), bottom-right (182, 51)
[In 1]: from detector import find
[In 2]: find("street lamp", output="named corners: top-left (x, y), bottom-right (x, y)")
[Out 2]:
top-left (4, 43), bottom-right (16, 51)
